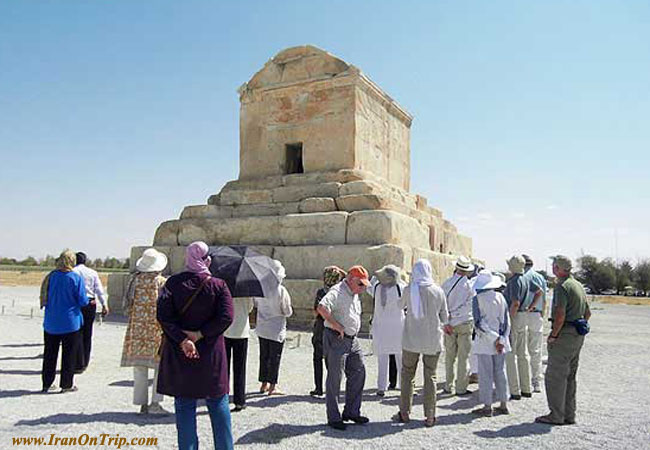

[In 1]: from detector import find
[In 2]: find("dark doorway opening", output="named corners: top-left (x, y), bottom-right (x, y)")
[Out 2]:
top-left (285, 143), bottom-right (304, 174)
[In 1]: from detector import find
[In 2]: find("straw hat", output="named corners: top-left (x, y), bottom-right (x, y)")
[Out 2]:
top-left (506, 255), bottom-right (526, 275)
top-left (455, 256), bottom-right (475, 273)
top-left (136, 249), bottom-right (168, 273)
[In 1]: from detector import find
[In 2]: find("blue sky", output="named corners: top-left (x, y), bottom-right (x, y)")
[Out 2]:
top-left (1, 0), bottom-right (648, 271)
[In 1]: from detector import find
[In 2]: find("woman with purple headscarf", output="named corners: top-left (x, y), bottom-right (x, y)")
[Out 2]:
top-left (157, 241), bottom-right (234, 450)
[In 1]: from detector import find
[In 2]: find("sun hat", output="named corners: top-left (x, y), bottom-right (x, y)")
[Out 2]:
top-left (455, 256), bottom-right (475, 273)
top-left (347, 265), bottom-right (370, 286)
top-left (473, 271), bottom-right (503, 291)
top-left (136, 248), bottom-right (168, 273)
top-left (506, 255), bottom-right (526, 274)
top-left (550, 255), bottom-right (572, 271)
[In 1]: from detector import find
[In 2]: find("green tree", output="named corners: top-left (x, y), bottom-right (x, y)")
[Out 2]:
top-left (634, 260), bottom-right (650, 296)
top-left (577, 255), bottom-right (615, 294)
top-left (93, 258), bottom-right (104, 268)
top-left (20, 256), bottom-right (38, 266)
top-left (614, 260), bottom-right (634, 294)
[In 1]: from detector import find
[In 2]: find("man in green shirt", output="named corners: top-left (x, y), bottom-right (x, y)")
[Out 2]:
top-left (535, 255), bottom-right (591, 425)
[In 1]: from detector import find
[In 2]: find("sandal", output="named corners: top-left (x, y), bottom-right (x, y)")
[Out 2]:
top-left (392, 411), bottom-right (410, 423)
top-left (425, 417), bottom-right (436, 427)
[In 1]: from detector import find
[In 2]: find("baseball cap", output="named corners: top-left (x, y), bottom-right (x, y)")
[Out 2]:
top-left (550, 255), bottom-right (572, 271)
top-left (347, 265), bottom-right (370, 286)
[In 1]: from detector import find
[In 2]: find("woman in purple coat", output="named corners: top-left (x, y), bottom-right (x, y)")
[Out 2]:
top-left (157, 241), bottom-right (234, 450)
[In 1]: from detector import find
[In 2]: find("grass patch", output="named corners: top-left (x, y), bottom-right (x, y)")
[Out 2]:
top-left (592, 295), bottom-right (650, 306)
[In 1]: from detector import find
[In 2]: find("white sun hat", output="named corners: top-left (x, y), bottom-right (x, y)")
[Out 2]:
top-left (136, 248), bottom-right (168, 273)
top-left (473, 271), bottom-right (503, 291)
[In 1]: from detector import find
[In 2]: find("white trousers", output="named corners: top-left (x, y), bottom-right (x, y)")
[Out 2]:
top-left (506, 313), bottom-right (531, 395)
top-left (469, 354), bottom-right (478, 374)
top-left (377, 353), bottom-right (402, 391)
top-left (133, 366), bottom-right (163, 406)
top-left (477, 353), bottom-right (509, 407)
top-left (523, 312), bottom-right (544, 385)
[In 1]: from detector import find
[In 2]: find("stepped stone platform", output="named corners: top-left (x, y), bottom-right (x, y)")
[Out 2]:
top-left (108, 46), bottom-right (475, 330)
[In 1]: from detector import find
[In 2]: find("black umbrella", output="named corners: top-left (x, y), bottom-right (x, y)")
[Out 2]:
top-left (208, 245), bottom-right (282, 298)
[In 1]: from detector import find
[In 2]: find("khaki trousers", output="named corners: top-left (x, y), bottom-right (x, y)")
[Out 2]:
top-left (444, 320), bottom-right (473, 394)
top-left (506, 313), bottom-right (531, 395)
top-left (523, 312), bottom-right (544, 386)
top-left (545, 327), bottom-right (585, 422)
top-left (400, 350), bottom-right (440, 420)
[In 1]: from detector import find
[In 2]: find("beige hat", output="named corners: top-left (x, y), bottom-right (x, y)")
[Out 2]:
top-left (550, 255), bottom-right (572, 271)
top-left (455, 256), bottom-right (475, 273)
top-left (136, 248), bottom-right (168, 273)
top-left (506, 255), bottom-right (526, 274)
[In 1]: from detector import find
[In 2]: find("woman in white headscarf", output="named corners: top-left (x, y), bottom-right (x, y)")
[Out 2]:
top-left (254, 260), bottom-right (293, 396)
top-left (394, 259), bottom-right (449, 427)
top-left (369, 265), bottom-right (406, 396)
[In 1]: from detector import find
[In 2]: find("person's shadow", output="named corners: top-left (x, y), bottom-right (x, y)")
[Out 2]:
top-left (0, 389), bottom-right (42, 399)
top-left (14, 410), bottom-right (191, 427)
top-left (474, 422), bottom-right (553, 438)
top-left (236, 420), bottom-right (411, 445)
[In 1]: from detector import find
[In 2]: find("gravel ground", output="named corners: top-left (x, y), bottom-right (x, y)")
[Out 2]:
top-left (1, 287), bottom-right (648, 449)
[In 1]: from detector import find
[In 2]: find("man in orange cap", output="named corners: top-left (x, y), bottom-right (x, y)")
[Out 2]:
top-left (317, 265), bottom-right (371, 430)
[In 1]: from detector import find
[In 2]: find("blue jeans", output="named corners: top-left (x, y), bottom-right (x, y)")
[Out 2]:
top-left (174, 394), bottom-right (233, 450)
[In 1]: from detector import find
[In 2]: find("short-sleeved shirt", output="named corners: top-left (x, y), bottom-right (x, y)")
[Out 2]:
top-left (318, 281), bottom-right (362, 336)
top-left (503, 273), bottom-right (530, 310)
top-left (552, 275), bottom-right (588, 322)
top-left (522, 269), bottom-right (546, 312)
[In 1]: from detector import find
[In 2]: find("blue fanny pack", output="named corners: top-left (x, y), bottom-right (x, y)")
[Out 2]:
top-left (569, 318), bottom-right (590, 336)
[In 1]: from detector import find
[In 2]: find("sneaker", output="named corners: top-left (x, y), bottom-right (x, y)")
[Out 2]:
top-left (147, 403), bottom-right (169, 415)
top-left (521, 392), bottom-right (532, 398)
top-left (309, 390), bottom-right (324, 397)
top-left (60, 386), bottom-right (78, 394)
top-left (41, 386), bottom-right (58, 394)
top-left (231, 404), bottom-right (247, 412)
top-left (328, 421), bottom-right (347, 430)
top-left (342, 415), bottom-right (369, 424)
top-left (510, 394), bottom-right (521, 401)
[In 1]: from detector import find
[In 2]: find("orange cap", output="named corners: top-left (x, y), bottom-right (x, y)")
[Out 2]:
top-left (347, 265), bottom-right (370, 286)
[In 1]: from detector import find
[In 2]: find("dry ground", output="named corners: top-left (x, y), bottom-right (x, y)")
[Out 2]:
top-left (0, 270), bottom-right (109, 288)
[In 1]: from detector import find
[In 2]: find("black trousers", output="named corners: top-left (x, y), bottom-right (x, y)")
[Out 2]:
top-left (42, 330), bottom-right (81, 390)
top-left (77, 302), bottom-right (97, 370)
top-left (312, 330), bottom-right (325, 392)
top-left (389, 354), bottom-right (398, 388)
top-left (225, 337), bottom-right (248, 406)
top-left (258, 337), bottom-right (284, 385)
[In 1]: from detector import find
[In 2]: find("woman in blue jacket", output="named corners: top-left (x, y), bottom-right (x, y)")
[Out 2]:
top-left (41, 250), bottom-right (88, 393)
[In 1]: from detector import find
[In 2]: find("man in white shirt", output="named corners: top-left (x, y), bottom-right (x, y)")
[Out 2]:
top-left (441, 256), bottom-right (475, 395)
top-left (317, 265), bottom-right (371, 431)
top-left (73, 252), bottom-right (109, 372)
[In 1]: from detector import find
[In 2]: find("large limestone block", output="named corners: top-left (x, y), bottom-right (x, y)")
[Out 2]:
top-left (411, 248), bottom-right (456, 284)
top-left (220, 189), bottom-right (274, 206)
top-left (107, 272), bottom-right (131, 315)
top-left (336, 194), bottom-right (387, 212)
top-left (273, 182), bottom-right (341, 203)
top-left (222, 176), bottom-right (284, 191)
top-left (180, 205), bottom-right (233, 219)
top-left (129, 245), bottom-right (187, 275)
top-left (346, 210), bottom-right (429, 248)
top-left (274, 244), bottom-right (412, 280)
top-left (283, 279), bottom-right (321, 310)
top-left (299, 197), bottom-right (337, 213)
top-left (282, 169), bottom-right (367, 187)
top-left (279, 212), bottom-right (348, 246)
top-left (339, 180), bottom-right (384, 196)
top-left (153, 220), bottom-right (180, 246)
top-left (178, 217), bottom-right (281, 246)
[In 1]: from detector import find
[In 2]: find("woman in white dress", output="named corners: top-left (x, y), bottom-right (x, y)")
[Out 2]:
top-left (369, 265), bottom-right (406, 396)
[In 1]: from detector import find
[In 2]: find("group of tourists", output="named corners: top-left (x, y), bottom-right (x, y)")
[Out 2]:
top-left (39, 242), bottom-right (591, 450)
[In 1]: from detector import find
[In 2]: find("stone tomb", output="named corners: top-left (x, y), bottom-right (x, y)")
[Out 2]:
top-left (108, 46), bottom-right (474, 330)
